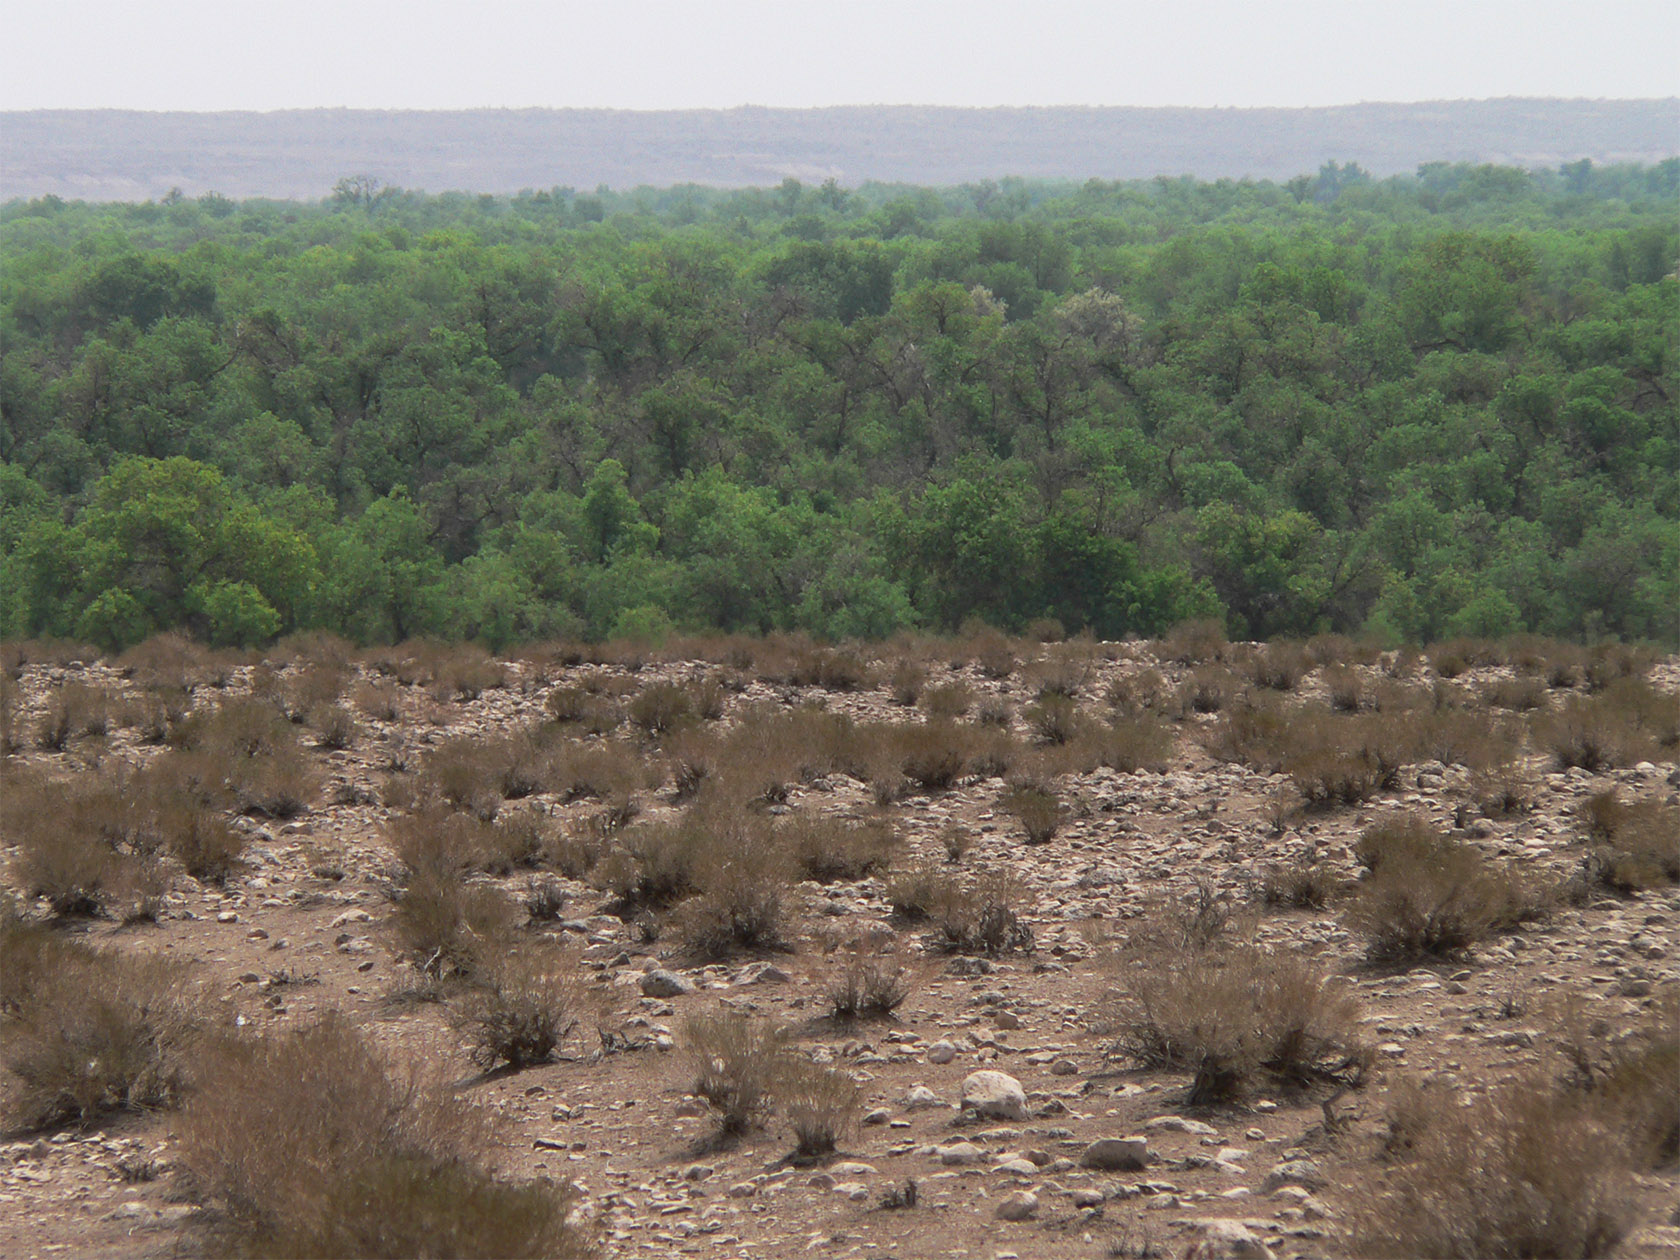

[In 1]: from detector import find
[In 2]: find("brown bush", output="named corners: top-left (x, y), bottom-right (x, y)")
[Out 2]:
top-left (1582, 641), bottom-right (1656, 692)
top-left (1000, 780), bottom-right (1063, 845)
top-left (1578, 791), bottom-right (1680, 892)
top-left (352, 678), bottom-right (404, 722)
top-left (1086, 713), bottom-right (1173, 773)
top-left (1483, 675), bottom-right (1548, 711)
top-left (1257, 858), bottom-right (1344, 910)
top-left (6, 768), bottom-right (166, 917)
top-left (279, 662), bottom-right (347, 720)
top-left (782, 815), bottom-right (898, 883)
top-left (824, 958), bottom-right (916, 1022)
top-left (167, 697), bottom-right (318, 817)
top-left (1162, 618), bottom-right (1227, 665)
top-left (1101, 942), bottom-right (1367, 1105)
top-left (674, 816), bottom-right (794, 958)
top-left (454, 947), bottom-right (584, 1071)
top-left (884, 865), bottom-right (950, 921)
top-left (0, 935), bottom-right (207, 1130)
top-left (1241, 641), bottom-right (1308, 692)
top-left (177, 1013), bottom-right (591, 1258)
top-left (1551, 988), bottom-right (1678, 1170)
top-left (35, 681), bottom-right (113, 748)
top-left (1534, 685), bottom-right (1668, 771)
top-left (1323, 664), bottom-right (1369, 712)
top-left (115, 630), bottom-right (212, 691)
top-left (628, 682), bottom-right (696, 735)
top-left (305, 702), bottom-right (359, 750)
top-left (1349, 1073), bottom-right (1635, 1258)
top-left (1024, 695), bottom-right (1084, 745)
top-left (390, 864), bottom-right (518, 980)
top-left (1178, 665), bottom-right (1243, 715)
top-left (889, 660), bottom-right (927, 706)
top-left (779, 1056), bottom-right (861, 1158)
top-left (920, 681), bottom-right (973, 719)
top-left (971, 631), bottom-right (1016, 680)
top-left (683, 1011), bottom-right (789, 1136)
top-left (931, 870), bottom-right (1033, 955)
top-left (1348, 823), bottom-right (1548, 962)
top-left (1104, 668), bottom-right (1168, 716)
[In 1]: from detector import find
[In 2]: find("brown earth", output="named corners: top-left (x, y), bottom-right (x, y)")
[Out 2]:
top-left (1, 636), bottom-right (1676, 1260)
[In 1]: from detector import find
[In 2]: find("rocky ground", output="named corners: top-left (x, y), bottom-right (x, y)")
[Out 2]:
top-left (1, 636), bottom-right (1676, 1260)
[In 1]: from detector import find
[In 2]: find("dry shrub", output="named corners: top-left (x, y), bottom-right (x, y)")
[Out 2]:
top-left (1551, 989), bottom-right (1679, 1169)
top-left (690, 674), bottom-right (728, 720)
top-left (153, 791), bottom-right (247, 884)
top-left (1, 933), bottom-right (207, 1130)
top-left (389, 807), bottom-right (549, 879)
top-left (1024, 695), bottom-right (1084, 745)
top-left (391, 862), bottom-right (518, 980)
top-left (305, 702), bottom-right (358, 750)
top-left (1102, 941), bottom-right (1367, 1105)
top-left (673, 815), bottom-right (794, 958)
top-left (1178, 665), bottom-right (1242, 715)
top-left (279, 662), bottom-right (347, 720)
top-left (417, 737), bottom-right (510, 819)
top-left (115, 631), bottom-right (211, 690)
top-left (0, 670), bottom-right (19, 756)
top-left (782, 815), bottom-right (897, 883)
top-left (1349, 820), bottom-right (1548, 962)
top-left (1483, 675), bottom-right (1548, 711)
top-left (824, 958), bottom-right (916, 1022)
top-left (888, 659), bottom-right (927, 706)
top-left (628, 682), bottom-right (695, 735)
top-left (177, 1013), bottom-right (590, 1258)
top-left (884, 865), bottom-right (950, 921)
top-left (6, 768), bottom-right (171, 916)
top-left (1350, 1073), bottom-right (1636, 1258)
top-left (931, 870), bottom-right (1033, 955)
top-left (1257, 858), bottom-right (1344, 910)
top-left (971, 631), bottom-right (1016, 680)
top-left (1086, 713), bottom-right (1173, 772)
top-left (779, 1056), bottom-right (861, 1157)
top-left (1473, 768), bottom-right (1537, 818)
top-left (1582, 641), bottom-right (1656, 692)
top-left (1578, 791), bottom-right (1680, 892)
top-left (1427, 637), bottom-right (1506, 679)
top-left (920, 681), bottom-right (973, 719)
top-left (167, 697), bottom-right (318, 817)
top-left (1162, 618), bottom-right (1227, 665)
top-left (594, 820), bottom-right (706, 914)
top-left (35, 681), bottom-right (113, 748)
top-left (1000, 779), bottom-right (1063, 844)
top-left (1534, 682), bottom-right (1672, 771)
top-left (1104, 667), bottom-right (1168, 716)
top-left (940, 822), bottom-right (973, 864)
top-left (1305, 633), bottom-right (1383, 667)
top-left (454, 946), bottom-right (584, 1070)
top-left (1242, 641), bottom-right (1308, 691)
top-left (1323, 664), bottom-right (1369, 712)
top-left (352, 678), bottom-right (404, 722)
top-left (683, 1011), bottom-right (790, 1135)
top-left (785, 642), bottom-right (872, 691)
top-left (546, 685), bottom-right (623, 734)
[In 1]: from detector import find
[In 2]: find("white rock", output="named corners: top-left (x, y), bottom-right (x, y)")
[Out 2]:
top-left (1079, 1137), bottom-right (1151, 1170)
top-left (1183, 1219), bottom-right (1276, 1260)
top-left (962, 1069), bottom-right (1028, 1121)
top-left (995, 1190), bottom-right (1039, 1221)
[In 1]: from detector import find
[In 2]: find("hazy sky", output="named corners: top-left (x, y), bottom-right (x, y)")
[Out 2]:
top-left (3, 0), bottom-right (1676, 111)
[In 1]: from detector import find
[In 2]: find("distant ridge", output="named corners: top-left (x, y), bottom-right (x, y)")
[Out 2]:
top-left (3, 99), bottom-right (1675, 201)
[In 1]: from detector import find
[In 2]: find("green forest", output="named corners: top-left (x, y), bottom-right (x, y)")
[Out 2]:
top-left (1, 161), bottom-right (1676, 651)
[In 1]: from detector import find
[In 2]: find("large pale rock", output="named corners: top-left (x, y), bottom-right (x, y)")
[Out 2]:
top-left (995, 1190), bottom-right (1039, 1220)
top-left (1261, 1159), bottom-right (1326, 1192)
top-left (1079, 1136), bottom-right (1151, 1170)
top-left (1183, 1219), bottom-right (1276, 1260)
top-left (640, 969), bottom-right (692, 997)
top-left (961, 1069), bottom-right (1028, 1121)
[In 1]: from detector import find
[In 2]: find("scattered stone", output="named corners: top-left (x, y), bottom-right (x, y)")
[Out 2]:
top-left (927, 1040), bottom-right (959, 1064)
top-left (1049, 1057), bottom-right (1079, 1075)
top-left (902, 1085), bottom-right (947, 1110)
top-left (1080, 1137), bottom-right (1151, 1171)
top-left (1263, 1159), bottom-right (1327, 1192)
top-left (1183, 1219), bottom-right (1276, 1260)
top-left (995, 1190), bottom-right (1039, 1221)
top-left (937, 1141), bottom-right (984, 1166)
top-left (640, 970), bottom-right (693, 998)
top-left (1145, 1115), bottom-right (1218, 1136)
top-left (961, 1070), bottom-right (1028, 1121)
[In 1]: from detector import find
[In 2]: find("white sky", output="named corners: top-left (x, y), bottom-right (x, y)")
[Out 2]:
top-left (2, 0), bottom-right (1676, 111)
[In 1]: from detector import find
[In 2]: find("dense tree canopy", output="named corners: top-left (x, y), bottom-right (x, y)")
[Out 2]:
top-left (2, 161), bottom-right (1675, 648)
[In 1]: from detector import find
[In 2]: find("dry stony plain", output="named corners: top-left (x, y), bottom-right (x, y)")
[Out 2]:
top-left (1, 628), bottom-right (1676, 1259)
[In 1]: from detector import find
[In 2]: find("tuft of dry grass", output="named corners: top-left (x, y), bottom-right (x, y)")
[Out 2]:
top-left (1101, 940), bottom-right (1368, 1106)
top-left (823, 958), bottom-right (917, 1022)
top-left (682, 1011), bottom-right (789, 1136)
top-left (0, 930), bottom-right (208, 1131)
top-left (1577, 791), bottom-right (1680, 893)
top-left (1349, 819), bottom-right (1549, 962)
top-left (930, 870), bottom-right (1033, 956)
top-left (782, 815), bottom-right (898, 883)
top-left (1000, 779), bottom-right (1063, 845)
top-left (177, 1013), bottom-right (591, 1257)
top-left (1349, 1072), bottom-right (1636, 1258)
top-left (454, 947), bottom-right (585, 1071)
top-left (779, 1056), bottom-right (861, 1158)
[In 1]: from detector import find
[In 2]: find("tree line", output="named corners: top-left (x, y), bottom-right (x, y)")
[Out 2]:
top-left (1, 160), bottom-right (1675, 649)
